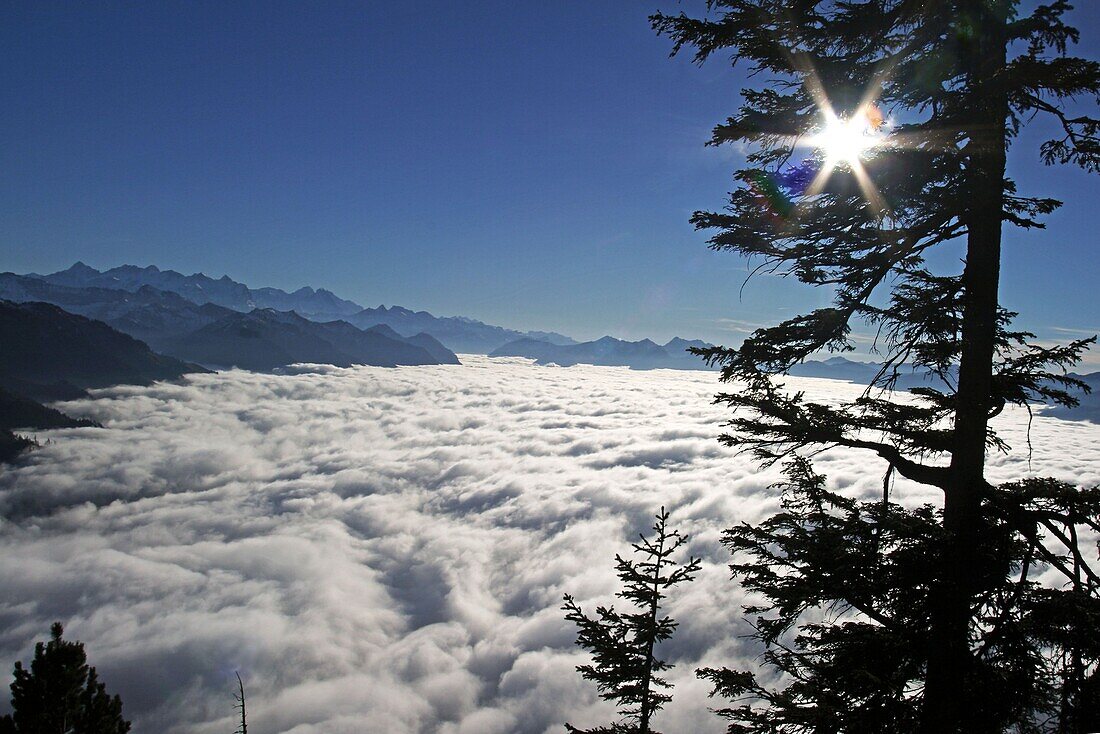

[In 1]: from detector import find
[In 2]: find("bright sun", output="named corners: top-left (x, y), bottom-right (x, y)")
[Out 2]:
top-left (811, 108), bottom-right (884, 168)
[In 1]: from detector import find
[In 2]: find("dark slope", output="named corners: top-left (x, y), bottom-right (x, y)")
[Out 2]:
top-left (0, 300), bottom-right (207, 390)
top-left (0, 300), bottom-right (199, 463)
top-left (366, 324), bottom-right (461, 365)
top-left (0, 388), bottom-right (98, 431)
top-left (0, 375), bottom-right (87, 402)
top-left (402, 333), bottom-right (463, 365)
top-left (311, 318), bottom-right (452, 366)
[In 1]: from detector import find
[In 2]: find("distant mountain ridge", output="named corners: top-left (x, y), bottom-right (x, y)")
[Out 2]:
top-left (787, 356), bottom-right (953, 391)
top-left (28, 263), bottom-right (575, 353)
top-left (490, 336), bottom-right (716, 370)
top-left (33, 262), bottom-right (362, 319)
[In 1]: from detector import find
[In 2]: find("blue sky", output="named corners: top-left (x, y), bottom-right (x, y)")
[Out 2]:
top-left (1, 1), bottom-right (1097, 353)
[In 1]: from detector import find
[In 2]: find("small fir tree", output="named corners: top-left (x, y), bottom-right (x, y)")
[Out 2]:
top-left (233, 671), bottom-right (248, 734)
top-left (563, 508), bottom-right (702, 734)
top-left (0, 622), bottom-right (130, 734)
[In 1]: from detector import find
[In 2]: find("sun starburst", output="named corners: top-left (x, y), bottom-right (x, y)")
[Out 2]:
top-left (797, 100), bottom-right (892, 219)
top-left (812, 107), bottom-right (885, 169)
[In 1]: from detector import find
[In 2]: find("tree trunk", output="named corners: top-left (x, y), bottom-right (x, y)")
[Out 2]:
top-left (920, 4), bottom-right (1009, 731)
top-left (638, 532), bottom-right (665, 734)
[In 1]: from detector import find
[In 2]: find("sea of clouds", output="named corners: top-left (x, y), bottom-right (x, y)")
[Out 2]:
top-left (0, 356), bottom-right (1097, 733)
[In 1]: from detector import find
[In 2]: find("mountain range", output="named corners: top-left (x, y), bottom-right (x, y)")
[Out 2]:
top-left (24, 263), bottom-right (574, 354)
top-left (486, 341), bottom-right (1095, 422)
top-left (782, 356), bottom-right (1097, 422)
top-left (10, 261), bottom-right (1094, 406)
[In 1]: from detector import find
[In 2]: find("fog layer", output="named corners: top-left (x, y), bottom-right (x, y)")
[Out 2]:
top-left (1, 357), bottom-right (1096, 733)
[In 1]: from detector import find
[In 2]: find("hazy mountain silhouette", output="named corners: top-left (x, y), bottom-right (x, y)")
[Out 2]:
top-left (786, 356), bottom-right (953, 390)
top-left (26, 263), bottom-right (578, 352)
top-left (698, 354), bottom-right (963, 393)
top-left (0, 300), bottom-right (207, 391)
top-left (0, 278), bottom-right (463, 462)
top-left (490, 336), bottom-right (715, 370)
top-left (1043, 371), bottom-right (1100, 422)
top-left (346, 305), bottom-right (575, 354)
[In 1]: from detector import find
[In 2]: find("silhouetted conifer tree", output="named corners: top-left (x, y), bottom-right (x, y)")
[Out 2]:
top-left (0, 623), bottom-right (130, 734)
top-left (563, 508), bottom-right (701, 734)
top-left (651, 1), bottom-right (1099, 731)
